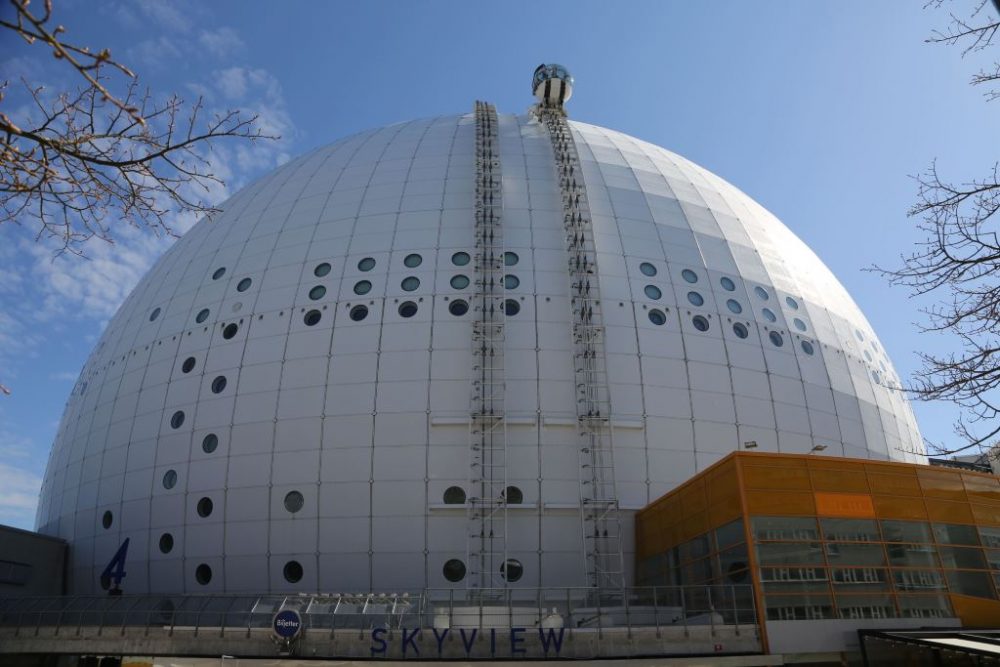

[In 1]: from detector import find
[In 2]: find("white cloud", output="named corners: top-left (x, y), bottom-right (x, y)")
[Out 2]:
top-left (0, 462), bottom-right (42, 529)
top-left (49, 371), bottom-right (79, 382)
top-left (0, 430), bottom-right (34, 459)
top-left (0, 303), bottom-right (43, 378)
top-left (0, 55), bottom-right (46, 82)
top-left (126, 35), bottom-right (183, 69)
top-left (133, 1), bottom-right (192, 33)
top-left (198, 27), bottom-right (245, 58)
top-left (24, 228), bottom-right (174, 322)
top-left (216, 66), bottom-right (251, 100)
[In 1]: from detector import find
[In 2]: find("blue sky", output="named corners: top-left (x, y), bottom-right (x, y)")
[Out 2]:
top-left (0, 0), bottom-right (995, 529)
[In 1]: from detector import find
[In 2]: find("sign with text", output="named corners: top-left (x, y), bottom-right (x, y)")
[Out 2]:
top-left (272, 609), bottom-right (302, 640)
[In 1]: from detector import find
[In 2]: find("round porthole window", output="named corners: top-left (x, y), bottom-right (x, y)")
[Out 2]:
top-left (504, 251), bottom-right (519, 267)
top-left (211, 375), bottom-right (227, 394)
top-left (349, 305), bottom-right (369, 321)
top-left (864, 350), bottom-right (873, 362)
top-left (692, 315), bottom-right (710, 332)
top-left (451, 251), bottom-right (470, 266)
top-left (170, 411), bottom-right (185, 429)
top-left (801, 340), bottom-right (815, 356)
top-left (687, 291), bottom-right (704, 307)
top-left (195, 564), bottom-right (212, 585)
top-left (644, 285), bottom-right (662, 300)
top-left (162, 469), bottom-right (177, 489)
top-left (733, 322), bottom-right (749, 339)
top-left (398, 301), bottom-right (418, 318)
top-left (504, 274), bottom-right (519, 289)
top-left (785, 296), bottom-right (799, 310)
top-left (754, 286), bottom-right (769, 301)
top-left (284, 490), bottom-right (304, 514)
top-left (450, 275), bottom-right (470, 289)
top-left (102, 511), bottom-right (113, 529)
top-left (202, 433), bottom-right (219, 453)
top-left (358, 257), bottom-right (376, 272)
top-left (762, 308), bottom-right (777, 323)
top-left (443, 559), bottom-right (466, 582)
top-left (222, 323), bottom-right (238, 339)
top-left (769, 331), bottom-right (784, 347)
top-left (309, 285), bottom-right (326, 301)
top-left (236, 277), bottom-right (252, 292)
top-left (443, 486), bottom-right (466, 504)
top-left (283, 560), bottom-right (303, 583)
top-left (303, 309), bottom-right (322, 326)
top-left (720, 277), bottom-right (736, 291)
top-left (149, 307), bottom-right (161, 322)
top-left (196, 308), bottom-right (210, 324)
top-left (639, 262), bottom-right (657, 277)
top-left (403, 253), bottom-right (422, 268)
top-left (504, 299), bottom-right (520, 316)
top-left (726, 299), bottom-right (742, 314)
top-left (197, 497), bottom-right (213, 518)
top-left (449, 300), bottom-right (469, 316)
top-left (871, 370), bottom-right (881, 384)
top-left (855, 330), bottom-right (865, 341)
top-left (505, 486), bottom-right (523, 504)
top-left (353, 280), bottom-right (372, 295)
top-left (793, 318), bottom-right (807, 332)
top-left (501, 559), bottom-right (523, 582)
top-left (681, 269), bottom-right (698, 284)
top-left (212, 267), bottom-right (226, 280)
top-left (648, 309), bottom-right (666, 326)
top-left (181, 357), bottom-right (196, 373)
top-left (401, 276), bottom-right (420, 291)
top-left (159, 533), bottom-right (174, 554)
top-left (314, 262), bottom-right (332, 277)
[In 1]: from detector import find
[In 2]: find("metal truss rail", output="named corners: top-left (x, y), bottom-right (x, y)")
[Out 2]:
top-left (538, 106), bottom-right (626, 592)
top-left (468, 100), bottom-right (509, 591)
top-left (0, 586), bottom-right (761, 659)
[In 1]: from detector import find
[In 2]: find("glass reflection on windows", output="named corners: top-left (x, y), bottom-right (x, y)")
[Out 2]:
top-left (820, 518), bottom-right (879, 542)
top-left (892, 569), bottom-right (945, 592)
top-left (753, 516), bottom-right (818, 542)
top-left (824, 542), bottom-right (886, 567)
top-left (933, 523), bottom-right (981, 546)
top-left (756, 542), bottom-right (825, 566)
top-left (881, 520), bottom-right (932, 544)
top-left (886, 543), bottom-right (940, 568)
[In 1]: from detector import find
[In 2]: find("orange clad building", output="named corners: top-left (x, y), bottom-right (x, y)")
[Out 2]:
top-left (635, 452), bottom-right (1000, 653)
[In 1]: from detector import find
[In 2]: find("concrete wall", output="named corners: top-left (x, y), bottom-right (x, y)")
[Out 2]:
top-left (0, 524), bottom-right (67, 597)
top-left (766, 616), bottom-right (959, 654)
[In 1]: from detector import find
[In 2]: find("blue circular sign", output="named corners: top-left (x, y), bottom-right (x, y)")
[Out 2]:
top-left (272, 609), bottom-right (302, 640)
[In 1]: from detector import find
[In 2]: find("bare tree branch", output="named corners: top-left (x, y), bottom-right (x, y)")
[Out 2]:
top-left (876, 2), bottom-right (1000, 461)
top-left (0, 0), bottom-right (277, 252)
top-left (925, 0), bottom-right (1000, 99)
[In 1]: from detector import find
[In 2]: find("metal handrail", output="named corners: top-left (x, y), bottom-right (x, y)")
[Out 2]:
top-left (0, 585), bottom-right (759, 636)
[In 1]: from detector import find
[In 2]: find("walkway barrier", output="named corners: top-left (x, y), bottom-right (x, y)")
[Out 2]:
top-left (0, 585), bottom-right (761, 659)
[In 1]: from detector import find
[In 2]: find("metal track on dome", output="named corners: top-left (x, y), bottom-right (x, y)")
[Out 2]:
top-left (467, 100), bottom-right (509, 591)
top-left (539, 108), bottom-right (626, 592)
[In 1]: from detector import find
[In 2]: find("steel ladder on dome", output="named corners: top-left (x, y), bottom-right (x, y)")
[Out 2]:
top-left (539, 106), bottom-right (626, 593)
top-left (467, 100), bottom-right (509, 591)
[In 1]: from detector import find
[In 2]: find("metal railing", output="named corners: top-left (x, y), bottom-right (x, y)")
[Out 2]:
top-left (0, 585), bottom-right (757, 636)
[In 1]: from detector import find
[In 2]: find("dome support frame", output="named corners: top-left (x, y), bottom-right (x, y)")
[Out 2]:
top-left (540, 107), bottom-right (626, 593)
top-left (467, 100), bottom-right (510, 591)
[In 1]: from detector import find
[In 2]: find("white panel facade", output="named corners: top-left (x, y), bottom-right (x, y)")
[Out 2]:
top-left (37, 110), bottom-right (924, 594)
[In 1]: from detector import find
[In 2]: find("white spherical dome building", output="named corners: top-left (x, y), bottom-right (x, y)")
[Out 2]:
top-left (36, 75), bottom-right (924, 596)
